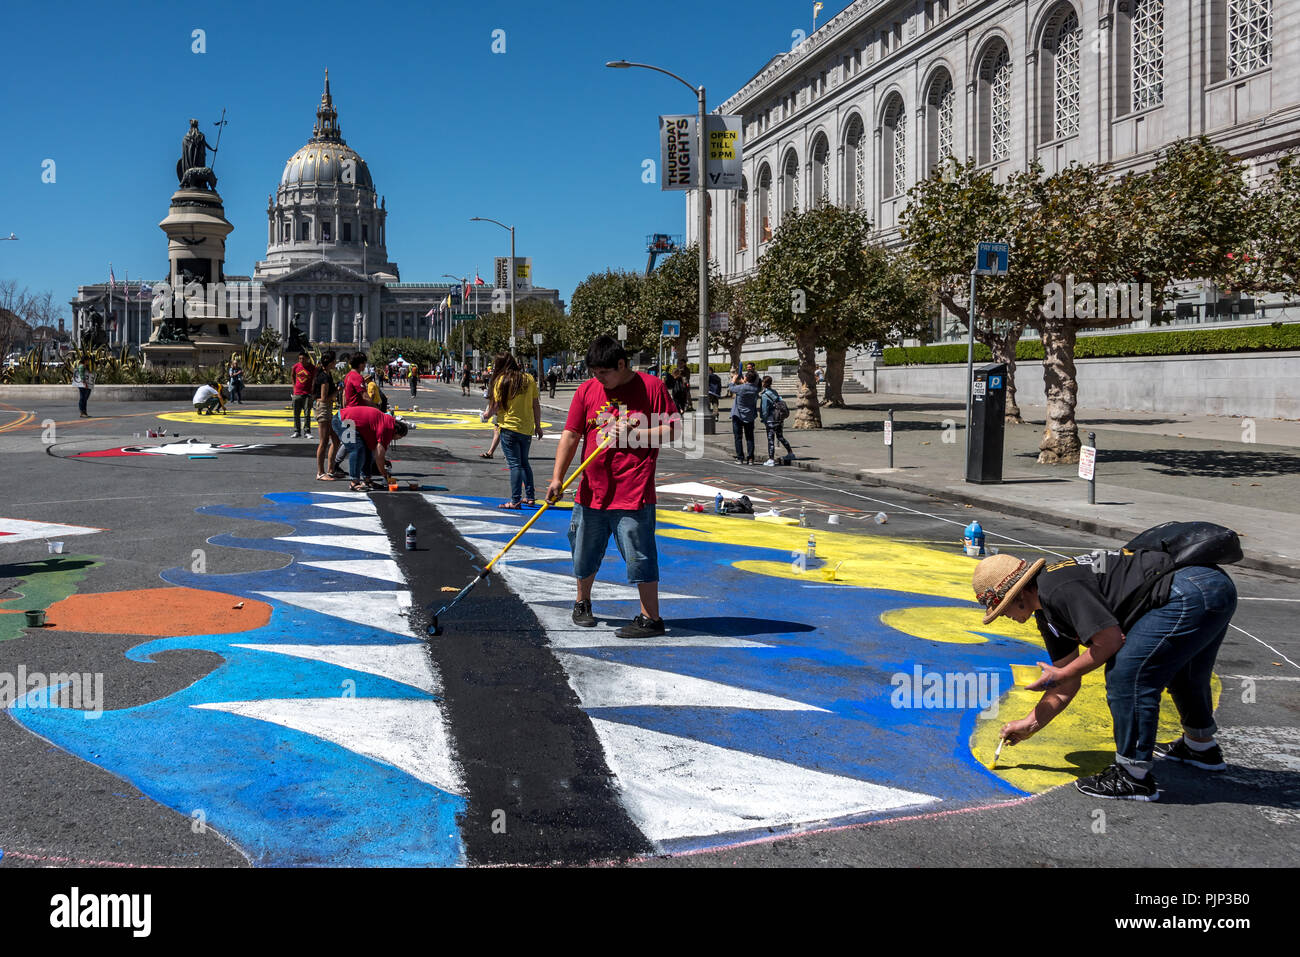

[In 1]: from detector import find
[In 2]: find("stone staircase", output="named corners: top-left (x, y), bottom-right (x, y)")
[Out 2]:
top-left (763, 369), bottom-right (871, 400)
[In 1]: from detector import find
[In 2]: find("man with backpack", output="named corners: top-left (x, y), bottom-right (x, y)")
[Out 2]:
top-left (759, 375), bottom-right (794, 466)
top-left (972, 528), bottom-right (1240, 802)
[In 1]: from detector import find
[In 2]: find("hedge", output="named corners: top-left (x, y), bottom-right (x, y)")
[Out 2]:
top-left (883, 323), bottom-right (1300, 366)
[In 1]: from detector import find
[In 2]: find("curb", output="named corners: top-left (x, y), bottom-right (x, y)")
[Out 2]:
top-left (792, 460), bottom-right (1300, 582)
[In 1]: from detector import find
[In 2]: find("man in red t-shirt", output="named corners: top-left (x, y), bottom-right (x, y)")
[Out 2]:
top-left (291, 351), bottom-right (316, 438)
top-left (546, 335), bottom-right (680, 639)
top-left (334, 404), bottom-right (409, 490)
top-left (341, 352), bottom-right (374, 409)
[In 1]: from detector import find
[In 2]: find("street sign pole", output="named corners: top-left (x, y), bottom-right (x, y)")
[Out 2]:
top-left (965, 268), bottom-right (976, 472)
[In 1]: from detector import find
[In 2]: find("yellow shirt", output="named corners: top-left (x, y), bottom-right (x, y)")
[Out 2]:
top-left (494, 373), bottom-right (538, 435)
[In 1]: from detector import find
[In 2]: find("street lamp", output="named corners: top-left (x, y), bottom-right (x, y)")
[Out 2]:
top-left (442, 273), bottom-right (468, 365)
top-left (469, 217), bottom-right (515, 351)
top-left (1, 233), bottom-right (17, 241)
top-left (605, 59), bottom-right (713, 435)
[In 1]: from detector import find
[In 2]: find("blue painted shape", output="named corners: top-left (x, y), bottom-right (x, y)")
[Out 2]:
top-left (8, 492), bottom-right (466, 867)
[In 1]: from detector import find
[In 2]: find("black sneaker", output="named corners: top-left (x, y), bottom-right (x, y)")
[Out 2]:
top-left (615, 614), bottom-right (666, 639)
top-left (1154, 738), bottom-right (1227, 771)
top-left (571, 600), bottom-right (596, 627)
top-left (1075, 763), bottom-right (1159, 801)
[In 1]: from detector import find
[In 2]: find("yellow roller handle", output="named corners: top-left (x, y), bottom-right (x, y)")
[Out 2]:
top-left (481, 432), bottom-right (615, 576)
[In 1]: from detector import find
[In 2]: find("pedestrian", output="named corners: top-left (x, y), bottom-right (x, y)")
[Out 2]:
top-left (409, 362), bottom-right (419, 401)
top-left (333, 404), bottom-right (409, 492)
top-left (291, 351), bottom-right (315, 438)
top-left (728, 369), bottom-right (760, 465)
top-left (192, 382), bottom-right (222, 415)
top-left (481, 352), bottom-right (543, 508)
top-left (973, 548), bottom-right (1239, 801)
top-left (759, 374), bottom-right (794, 466)
top-left (73, 357), bottom-right (94, 418)
top-left (229, 357), bottom-right (245, 404)
top-left (707, 369), bottom-right (722, 420)
top-left (460, 364), bottom-right (472, 397)
top-left (547, 364), bottom-right (559, 399)
top-left (313, 350), bottom-right (345, 481)
top-left (546, 335), bottom-right (680, 639)
top-left (673, 365), bottom-right (693, 412)
top-left (341, 353), bottom-right (372, 409)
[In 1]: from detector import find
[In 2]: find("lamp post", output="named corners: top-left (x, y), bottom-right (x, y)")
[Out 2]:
top-left (442, 273), bottom-right (468, 366)
top-left (605, 59), bottom-right (713, 435)
top-left (0, 233), bottom-right (17, 242)
top-left (469, 217), bottom-right (515, 351)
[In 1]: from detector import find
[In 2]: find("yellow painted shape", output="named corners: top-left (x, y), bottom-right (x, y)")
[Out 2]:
top-left (754, 514), bottom-right (800, 526)
top-left (881, 605), bottom-right (1037, 645)
top-left (157, 408), bottom-right (547, 431)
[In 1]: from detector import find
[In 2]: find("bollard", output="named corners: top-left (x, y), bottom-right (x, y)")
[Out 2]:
top-left (1088, 431), bottom-right (1096, 505)
top-left (886, 409), bottom-right (894, 469)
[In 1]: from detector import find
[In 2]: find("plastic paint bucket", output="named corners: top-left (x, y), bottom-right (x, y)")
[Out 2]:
top-left (24, 610), bottom-right (46, 627)
top-left (48, 541), bottom-right (64, 554)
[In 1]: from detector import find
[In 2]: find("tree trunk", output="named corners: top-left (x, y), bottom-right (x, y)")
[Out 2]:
top-left (820, 346), bottom-right (847, 407)
top-left (793, 330), bottom-right (822, 429)
top-left (728, 342), bottom-right (743, 374)
top-left (988, 331), bottom-right (1024, 423)
top-left (1038, 323), bottom-right (1081, 464)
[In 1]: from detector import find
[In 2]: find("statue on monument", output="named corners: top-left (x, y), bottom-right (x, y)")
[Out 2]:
top-left (286, 314), bottom-right (310, 353)
top-left (81, 309), bottom-right (109, 349)
top-left (177, 117), bottom-right (219, 191)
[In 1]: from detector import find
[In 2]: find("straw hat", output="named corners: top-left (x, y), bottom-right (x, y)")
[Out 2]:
top-left (972, 554), bottom-right (1046, 624)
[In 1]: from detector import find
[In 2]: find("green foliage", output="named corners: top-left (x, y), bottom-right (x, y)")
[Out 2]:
top-left (1246, 154), bottom-right (1300, 295)
top-left (883, 323), bottom-right (1300, 365)
top-left (568, 269), bottom-right (646, 354)
top-left (638, 244), bottom-right (725, 358)
top-left (369, 338), bottom-right (446, 371)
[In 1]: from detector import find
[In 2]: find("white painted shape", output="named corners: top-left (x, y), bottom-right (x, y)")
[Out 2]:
top-left (528, 604), bottom-right (770, 650)
top-left (194, 698), bottom-right (462, 796)
top-left (300, 559), bottom-right (406, 584)
top-left (303, 515), bottom-right (388, 534)
top-left (442, 520), bottom-right (554, 537)
top-left (655, 481), bottom-right (770, 502)
top-left (307, 500), bottom-right (379, 514)
top-left (494, 565), bottom-right (692, 602)
top-left (279, 534), bottom-right (394, 556)
top-left (0, 517), bottom-right (105, 544)
top-left (421, 494), bottom-right (482, 507)
top-left (233, 643), bottom-right (439, 695)
top-left (461, 536), bottom-right (570, 565)
top-left (435, 505), bottom-right (519, 519)
top-left (589, 719), bottom-right (938, 843)
top-left (554, 652), bottom-right (825, 712)
top-left (256, 589), bottom-right (415, 637)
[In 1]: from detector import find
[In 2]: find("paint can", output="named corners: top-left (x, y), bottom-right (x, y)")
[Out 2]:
top-left (405, 524), bottom-right (417, 550)
top-left (874, 511), bottom-right (888, 524)
top-left (24, 610), bottom-right (45, 627)
top-left (827, 514), bottom-right (841, 525)
top-left (48, 541), bottom-right (64, 554)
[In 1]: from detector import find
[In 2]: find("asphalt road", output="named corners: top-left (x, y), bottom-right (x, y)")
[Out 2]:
top-left (0, 389), bottom-right (1295, 870)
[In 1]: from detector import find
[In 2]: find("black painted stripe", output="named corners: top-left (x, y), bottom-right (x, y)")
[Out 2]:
top-left (373, 493), bottom-right (652, 866)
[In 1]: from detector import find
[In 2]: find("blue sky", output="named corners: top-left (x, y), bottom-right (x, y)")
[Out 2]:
top-left (0, 0), bottom-right (851, 323)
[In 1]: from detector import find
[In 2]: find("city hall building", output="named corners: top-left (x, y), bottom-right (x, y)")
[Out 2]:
top-left (72, 74), bottom-right (562, 351)
top-left (692, 0), bottom-right (1296, 350)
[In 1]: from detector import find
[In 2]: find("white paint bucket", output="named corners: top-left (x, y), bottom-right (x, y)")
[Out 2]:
top-left (874, 512), bottom-right (888, 524)
top-left (827, 514), bottom-right (841, 525)
top-left (48, 541), bottom-right (64, 554)
top-left (964, 544), bottom-right (980, 557)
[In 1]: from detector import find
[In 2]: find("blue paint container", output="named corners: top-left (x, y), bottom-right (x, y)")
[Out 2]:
top-left (964, 521), bottom-right (985, 556)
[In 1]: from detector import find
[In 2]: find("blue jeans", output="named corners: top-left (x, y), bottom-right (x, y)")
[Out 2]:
top-left (1106, 566), bottom-right (1237, 772)
top-left (499, 429), bottom-right (534, 504)
top-left (731, 417), bottom-right (754, 461)
top-left (568, 503), bottom-right (658, 583)
top-left (77, 388), bottom-right (90, 414)
top-left (331, 413), bottom-right (371, 481)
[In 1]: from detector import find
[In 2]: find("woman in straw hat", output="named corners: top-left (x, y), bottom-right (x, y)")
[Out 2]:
top-left (972, 549), bottom-right (1237, 801)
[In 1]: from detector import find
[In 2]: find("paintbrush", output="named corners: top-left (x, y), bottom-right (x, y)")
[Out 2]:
top-left (990, 735), bottom-right (1007, 768)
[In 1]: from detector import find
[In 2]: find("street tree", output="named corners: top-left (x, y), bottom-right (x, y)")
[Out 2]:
top-left (711, 275), bottom-right (758, 373)
top-left (638, 244), bottom-right (725, 368)
top-left (568, 269), bottom-right (646, 355)
top-left (512, 298), bottom-right (568, 364)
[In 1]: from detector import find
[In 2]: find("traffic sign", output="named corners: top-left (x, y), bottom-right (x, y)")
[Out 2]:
top-left (452, 313), bottom-right (475, 321)
top-left (708, 312), bottom-right (729, 332)
top-left (883, 420), bottom-right (893, 446)
top-left (532, 333), bottom-right (543, 345)
top-left (975, 241), bottom-right (1010, 276)
top-left (1078, 445), bottom-right (1097, 481)
top-left (662, 321), bottom-right (681, 338)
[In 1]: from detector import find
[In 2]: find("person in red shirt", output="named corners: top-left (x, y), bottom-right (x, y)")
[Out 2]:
top-left (341, 352), bottom-right (374, 409)
top-left (291, 351), bottom-right (316, 438)
top-left (334, 404), bottom-right (409, 491)
top-left (546, 335), bottom-right (680, 639)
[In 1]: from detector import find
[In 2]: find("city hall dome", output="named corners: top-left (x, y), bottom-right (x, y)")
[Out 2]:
top-left (278, 70), bottom-right (374, 191)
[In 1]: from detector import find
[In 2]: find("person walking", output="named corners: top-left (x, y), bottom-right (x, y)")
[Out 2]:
top-left (672, 365), bottom-right (693, 413)
top-left (728, 369), bottom-right (760, 465)
top-left (291, 351), bottom-right (315, 438)
top-left (973, 548), bottom-right (1238, 801)
top-left (461, 364), bottom-right (472, 397)
top-left (759, 375), bottom-right (794, 466)
top-left (409, 362), bottom-right (419, 402)
top-left (546, 335), bottom-right (680, 639)
top-left (73, 358), bottom-right (94, 418)
top-left (547, 364), bottom-right (559, 399)
top-left (313, 350), bottom-right (345, 481)
top-left (480, 352), bottom-right (543, 508)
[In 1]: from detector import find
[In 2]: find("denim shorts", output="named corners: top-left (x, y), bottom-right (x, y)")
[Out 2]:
top-left (568, 503), bottom-right (659, 583)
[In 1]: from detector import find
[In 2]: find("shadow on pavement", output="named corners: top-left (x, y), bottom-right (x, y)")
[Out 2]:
top-left (665, 617), bottom-right (817, 637)
top-left (1096, 447), bottom-right (1300, 479)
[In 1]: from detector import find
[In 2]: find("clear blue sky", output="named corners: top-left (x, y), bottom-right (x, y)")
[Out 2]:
top-left (0, 0), bottom-right (851, 323)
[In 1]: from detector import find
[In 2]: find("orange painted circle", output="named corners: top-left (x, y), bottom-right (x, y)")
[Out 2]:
top-left (44, 587), bottom-right (272, 636)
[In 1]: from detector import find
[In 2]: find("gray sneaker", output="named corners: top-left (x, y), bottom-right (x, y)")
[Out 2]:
top-left (571, 600), bottom-right (596, 627)
top-left (615, 614), bottom-right (666, 639)
top-left (1154, 738), bottom-right (1227, 771)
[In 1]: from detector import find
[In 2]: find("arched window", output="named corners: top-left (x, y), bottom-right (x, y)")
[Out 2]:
top-left (757, 164), bottom-right (772, 243)
top-left (882, 94), bottom-right (908, 199)
top-left (736, 176), bottom-right (748, 252)
top-left (843, 115), bottom-right (866, 210)
top-left (977, 40), bottom-right (1012, 164)
top-left (1040, 5), bottom-right (1082, 142)
top-left (1131, 0), bottom-right (1165, 112)
top-left (926, 69), bottom-right (955, 173)
top-left (781, 150), bottom-right (800, 216)
top-left (1229, 0), bottom-right (1272, 77)
top-left (811, 134), bottom-right (830, 205)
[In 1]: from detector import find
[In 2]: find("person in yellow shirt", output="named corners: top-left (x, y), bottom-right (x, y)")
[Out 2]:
top-left (480, 352), bottom-right (543, 508)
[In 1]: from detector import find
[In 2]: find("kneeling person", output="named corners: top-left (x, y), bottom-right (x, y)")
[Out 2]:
top-left (333, 404), bottom-right (408, 491)
top-left (193, 382), bottom-right (222, 415)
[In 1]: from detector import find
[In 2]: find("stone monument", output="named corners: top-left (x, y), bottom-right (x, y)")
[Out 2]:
top-left (142, 116), bottom-right (245, 371)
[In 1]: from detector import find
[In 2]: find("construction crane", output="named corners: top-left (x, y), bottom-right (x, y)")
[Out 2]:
top-left (646, 233), bottom-right (682, 275)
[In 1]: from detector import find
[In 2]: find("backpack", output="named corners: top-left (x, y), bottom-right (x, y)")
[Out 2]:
top-left (765, 389), bottom-right (789, 422)
top-left (722, 495), bottom-right (755, 515)
top-left (1123, 522), bottom-right (1243, 568)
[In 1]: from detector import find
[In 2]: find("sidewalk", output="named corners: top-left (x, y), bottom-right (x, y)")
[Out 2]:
top-left (448, 379), bottom-right (1300, 579)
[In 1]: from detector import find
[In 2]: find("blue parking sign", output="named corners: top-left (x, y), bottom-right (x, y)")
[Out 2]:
top-left (975, 241), bottom-right (1010, 276)
top-left (990, 375), bottom-right (1003, 389)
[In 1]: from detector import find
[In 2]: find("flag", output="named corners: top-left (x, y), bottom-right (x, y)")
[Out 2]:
top-left (443, 292), bottom-right (453, 309)
top-left (109, 266), bottom-right (116, 295)
top-left (474, 274), bottom-right (485, 285)
top-left (463, 281), bottom-right (470, 303)
top-left (424, 307), bottom-right (436, 318)
top-left (813, 1), bottom-right (823, 15)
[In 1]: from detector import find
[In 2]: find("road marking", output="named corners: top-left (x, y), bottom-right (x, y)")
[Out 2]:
top-left (1228, 623), bottom-right (1299, 670)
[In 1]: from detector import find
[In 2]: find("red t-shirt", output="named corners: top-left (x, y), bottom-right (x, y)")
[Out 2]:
top-left (292, 362), bottom-right (315, 396)
top-left (342, 369), bottom-right (367, 408)
top-left (563, 372), bottom-right (679, 510)
top-left (340, 405), bottom-right (396, 450)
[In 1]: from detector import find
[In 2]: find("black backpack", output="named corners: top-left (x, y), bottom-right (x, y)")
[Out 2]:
top-left (1123, 522), bottom-right (1243, 568)
top-left (722, 495), bottom-right (755, 515)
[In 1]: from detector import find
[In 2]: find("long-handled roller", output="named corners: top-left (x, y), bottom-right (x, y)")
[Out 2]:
top-left (427, 432), bottom-right (615, 636)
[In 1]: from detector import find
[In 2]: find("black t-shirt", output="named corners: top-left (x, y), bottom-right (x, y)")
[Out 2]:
top-left (1034, 548), bottom-right (1176, 662)
top-left (313, 368), bottom-right (338, 399)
